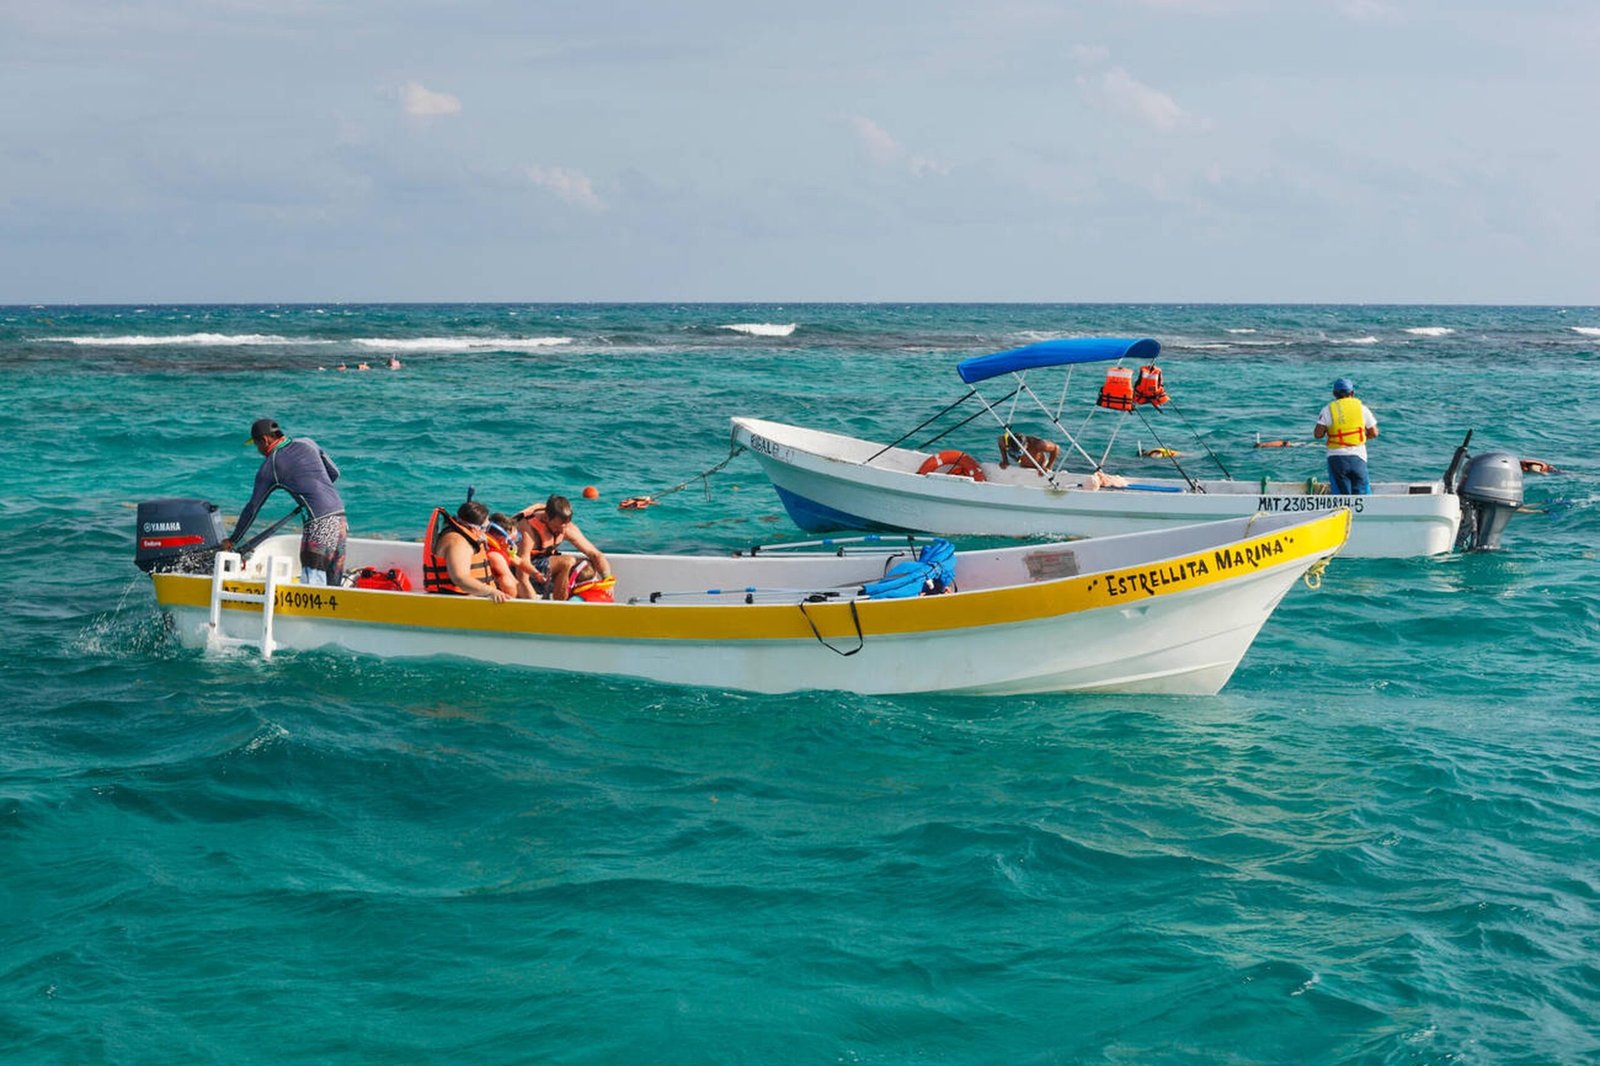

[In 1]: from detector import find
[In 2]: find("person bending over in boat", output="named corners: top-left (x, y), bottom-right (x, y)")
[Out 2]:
top-left (223, 417), bottom-right (347, 586)
top-left (485, 512), bottom-right (537, 600)
top-left (1313, 378), bottom-right (1379, 495)
top-left (424, 500), bottom-right (510, 601)
top-left (514, 494), bottom-right (612, 601)
top-left (998, 430), bottom-right (1060, 475)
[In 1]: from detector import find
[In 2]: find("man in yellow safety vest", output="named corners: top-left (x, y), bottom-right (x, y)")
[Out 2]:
top-left (1313, 377), bottom-right (1379, 494)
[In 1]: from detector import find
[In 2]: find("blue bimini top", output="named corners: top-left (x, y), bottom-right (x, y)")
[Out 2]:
top-left (956, 337), bottom-right (1162, 385)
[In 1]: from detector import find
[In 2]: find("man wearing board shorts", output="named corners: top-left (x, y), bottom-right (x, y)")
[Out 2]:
top-left (223, 418), bottom-right (348, 585)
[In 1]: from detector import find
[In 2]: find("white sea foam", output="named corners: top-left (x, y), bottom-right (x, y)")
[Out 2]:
top-left (721, 322), bottom-right (797, 337)
top-left (41, 333), bottom-right (327, 346)
top-left (1331, 335), bottom-right (1380, 345)
top-left (1226, 328), bottom-right (1257, 334)
top-left (351, 336), bottom-right (573, 352)
top-left (1571, 326), bottom-right (1600, 337)
top-left (1404, 327), bottom-right (1454, 337)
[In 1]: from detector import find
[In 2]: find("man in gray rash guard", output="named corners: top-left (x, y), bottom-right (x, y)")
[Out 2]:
top-left (223, 418), bottom-right (348, 585)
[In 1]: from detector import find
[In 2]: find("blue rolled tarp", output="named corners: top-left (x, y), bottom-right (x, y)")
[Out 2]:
top-left (861, 539), bottom-right (957, 599)
top-left (956, 337), bottom-right (1162, 385)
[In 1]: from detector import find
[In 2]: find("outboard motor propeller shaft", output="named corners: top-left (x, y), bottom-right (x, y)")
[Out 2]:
top-left (1454, 453), bottom-right (1523, 551)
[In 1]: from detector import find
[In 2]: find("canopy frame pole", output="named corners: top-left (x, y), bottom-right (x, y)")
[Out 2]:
top-left (1008, 378), bottom-right (1102, 473)
top-left (1053, 370), bottom-right (1072, 421)
top-left (966, 388), bottom-right (1056, 480)
top-left (865, 390), bottom-right (977, 463)
top-left (913, 386), bottom-right (1021, 451)
top-left (969, 383), bottom-right (1094, 486)
top-left (1004, 384), bottom-right (1023, 431)
top-left (1098, 412), bottom-right (1130, 470)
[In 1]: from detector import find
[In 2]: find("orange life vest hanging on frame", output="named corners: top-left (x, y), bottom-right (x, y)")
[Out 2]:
top-left (1133, 365), bottom-right (1169, 407)
top-left (1097, 366), bottom-right (1135, 411)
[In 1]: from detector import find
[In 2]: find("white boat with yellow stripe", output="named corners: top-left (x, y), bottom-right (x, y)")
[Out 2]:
top-left (137, 500), bottom-right (1350, 696)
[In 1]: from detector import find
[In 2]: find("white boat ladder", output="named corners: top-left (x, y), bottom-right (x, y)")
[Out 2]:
top-left (207, 551), bottom-right (296, 660)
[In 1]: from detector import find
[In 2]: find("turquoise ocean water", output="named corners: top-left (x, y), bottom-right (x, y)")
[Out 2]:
top-left (2, 304), bottom-right (1598, 1063)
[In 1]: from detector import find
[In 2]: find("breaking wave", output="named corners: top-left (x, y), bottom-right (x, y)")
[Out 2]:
top-left (1404, 327), bottom-right (1455, 337)
top-left (40, 333), bottom-right (328, 346)
top-left (720, 323), bottom-right (797, 337)
top-left (1571, 327), bottom-right (1600, 338)
top-left (350, 336), bottom-right (573, 352)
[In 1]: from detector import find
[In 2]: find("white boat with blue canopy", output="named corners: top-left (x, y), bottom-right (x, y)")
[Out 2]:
top-left (732, 336), bottom-right (1524, 559)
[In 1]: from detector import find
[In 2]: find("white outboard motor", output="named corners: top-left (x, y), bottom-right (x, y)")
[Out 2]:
top-left (1453, 453), bottom-right (1524, 551)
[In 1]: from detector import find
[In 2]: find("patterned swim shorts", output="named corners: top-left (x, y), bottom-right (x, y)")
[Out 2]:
top-left (301, 511), bottom-right (349, 585)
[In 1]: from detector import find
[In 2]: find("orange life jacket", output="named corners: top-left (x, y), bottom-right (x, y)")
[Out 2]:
top-left (483, 531), bottom-right (513, 563)
top-left (516, 507), bottom-right (564, 558)
top-left (482, 530), bottom-right (523, 595)
top-left (1097, 366), bottom-right (1135, 411)
top-left (1133, 365), bottom-right (1169, 406)
top-left (422, 508), bottom-right (494, 594)
top-left (1325, 396), bottom-right (1368, 449)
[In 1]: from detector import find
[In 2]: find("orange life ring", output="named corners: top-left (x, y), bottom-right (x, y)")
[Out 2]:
top-left (917, 450), bottom-right (986, 481)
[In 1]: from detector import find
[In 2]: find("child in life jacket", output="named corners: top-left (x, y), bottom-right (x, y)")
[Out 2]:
top-left (485, 512), bottom-right (537, 599)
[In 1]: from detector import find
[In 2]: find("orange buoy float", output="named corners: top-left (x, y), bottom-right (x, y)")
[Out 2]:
top-left (916, 450), bottom-right (986, 481)
top-left (582, 485), bottom-right (599, 499)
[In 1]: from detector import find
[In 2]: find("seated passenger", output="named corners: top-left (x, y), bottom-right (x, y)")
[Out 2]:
top-left (485, 512), bottom-right (536, 600)
top-left (514, 494), bottom-right (612, 601)
top-left (998, 430), bottom-right (1060, 474)
top-left (423, 500), bottom-right (510, 601)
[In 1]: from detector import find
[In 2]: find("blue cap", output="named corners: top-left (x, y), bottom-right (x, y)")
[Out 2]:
top-left (1331, 377), bottom-right (1355, 395)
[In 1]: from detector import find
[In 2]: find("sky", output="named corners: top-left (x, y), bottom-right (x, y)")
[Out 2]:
top-left (1, 0), bottom-right (1597, 303)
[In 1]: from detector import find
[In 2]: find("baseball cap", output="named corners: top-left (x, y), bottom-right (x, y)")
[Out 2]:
top-left (1331, 377), bottom-right (1355, 395)
top-left (245, 417), bottom-right (281, 444)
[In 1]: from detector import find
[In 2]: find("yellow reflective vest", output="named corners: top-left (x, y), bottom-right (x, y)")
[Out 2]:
top-left (1325, 396), bottom-right (1368, 449)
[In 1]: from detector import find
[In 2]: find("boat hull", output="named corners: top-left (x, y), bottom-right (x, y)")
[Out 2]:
top-left (734, 417), bottom-right (1458, 558)
top-left (148, 511), bottom-right (1349, 697)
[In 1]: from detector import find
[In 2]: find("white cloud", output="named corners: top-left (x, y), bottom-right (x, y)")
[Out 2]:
top-left (849, 116), bottom-right (902, 167)
top-left (526, 165), bottom-right (604, 210)
top-left (401, 82), bottom-right (461, 118)
top-left (847, 115), bottom-right (950, 177)
top-left (1074, 61), bottom-right (1208, 133)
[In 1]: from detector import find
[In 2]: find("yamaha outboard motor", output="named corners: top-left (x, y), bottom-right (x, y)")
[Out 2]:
top-left (135, 498), bottom-right (226, 572)
top-left (1453, 453), bottom-right (1523, 551)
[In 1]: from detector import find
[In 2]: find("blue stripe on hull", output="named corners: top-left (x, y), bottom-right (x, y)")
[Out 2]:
top-left (773, 486), bottom-right (905, 534)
